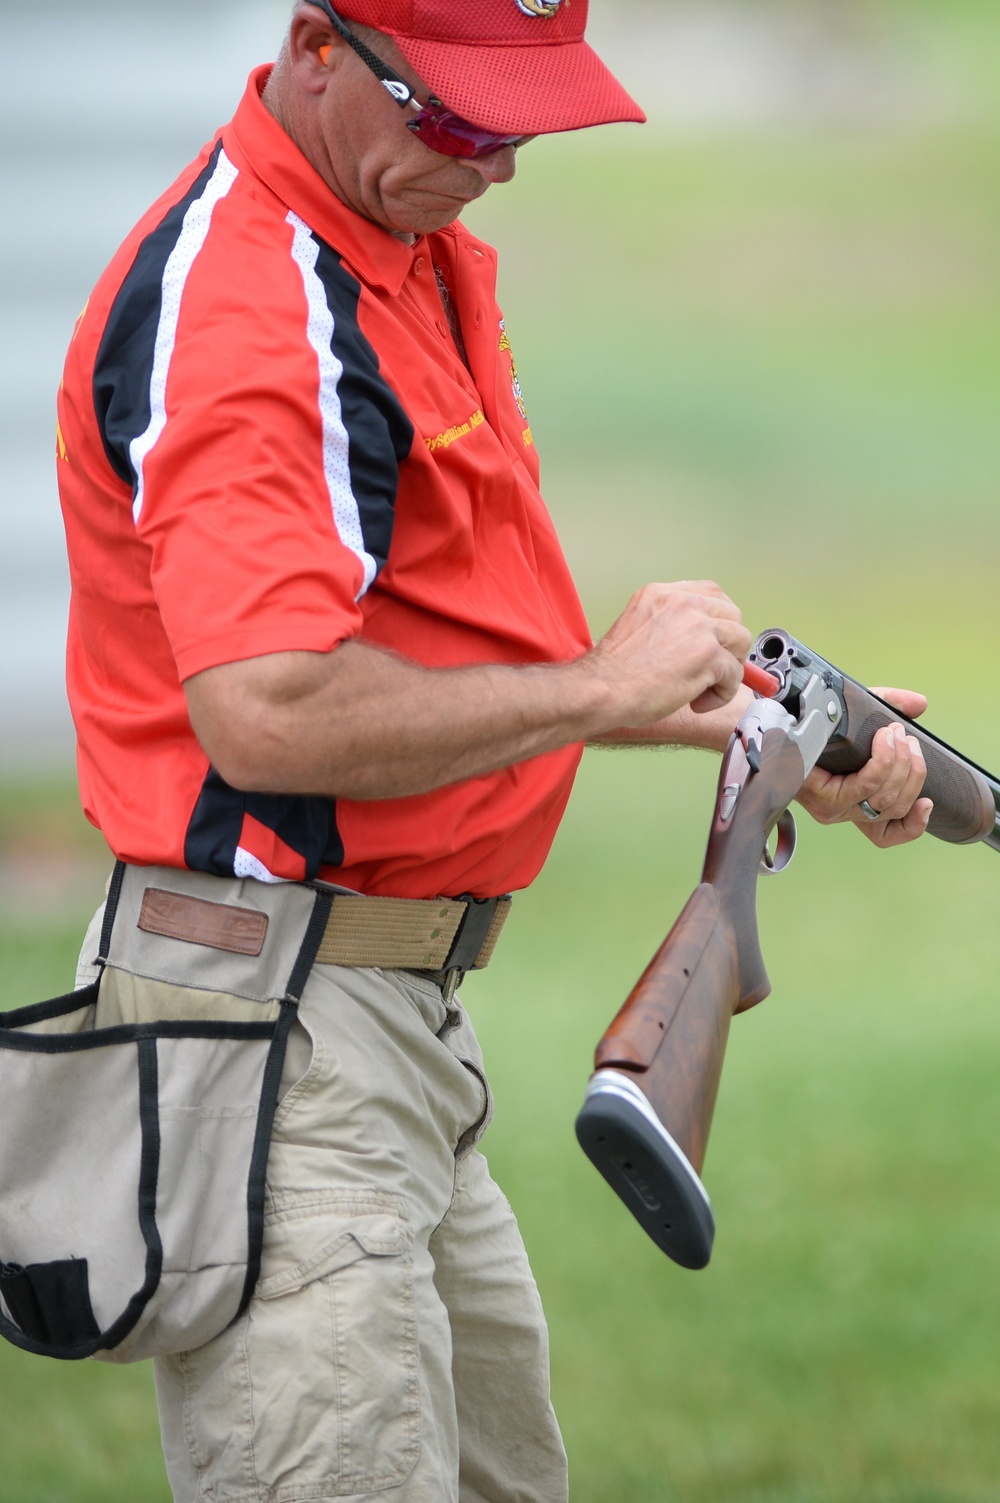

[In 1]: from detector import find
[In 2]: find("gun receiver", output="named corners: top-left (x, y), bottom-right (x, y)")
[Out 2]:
top-left (577, 630), bottom-right (1000, 1272)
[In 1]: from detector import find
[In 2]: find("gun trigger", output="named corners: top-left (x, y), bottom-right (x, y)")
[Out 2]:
top-left (746, 743), bottom-right (762, 775)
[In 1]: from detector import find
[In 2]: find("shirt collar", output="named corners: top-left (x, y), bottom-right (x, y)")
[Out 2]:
top-left (225, 65), bottom-right (415, 297)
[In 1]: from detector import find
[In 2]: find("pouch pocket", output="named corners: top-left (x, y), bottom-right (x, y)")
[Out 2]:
top-left (0, 866), bottom-right (336, 1364)
top-left (0, 980), bottom-right (291, 1364)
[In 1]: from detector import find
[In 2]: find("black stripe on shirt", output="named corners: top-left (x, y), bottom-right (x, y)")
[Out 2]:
top-left (311, 237), bottom-right (415, 580)
top-left (92, 143), bottom-right (226, 490)
top-left (184, 769), bottom-right (345, 881)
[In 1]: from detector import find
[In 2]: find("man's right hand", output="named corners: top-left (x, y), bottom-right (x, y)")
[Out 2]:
top-left (583, 581), bottom-right (752, 728)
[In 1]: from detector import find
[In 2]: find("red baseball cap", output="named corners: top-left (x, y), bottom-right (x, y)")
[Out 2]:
top-left (331, 0), bottom-right (647, 136)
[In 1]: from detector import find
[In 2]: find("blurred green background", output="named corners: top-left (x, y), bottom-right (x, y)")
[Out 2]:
top-left (2, 0), bottom-right (1000, 1498)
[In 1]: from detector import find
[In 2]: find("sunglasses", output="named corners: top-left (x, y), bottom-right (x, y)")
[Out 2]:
top-left (307, 0), bottom-right (526, 160)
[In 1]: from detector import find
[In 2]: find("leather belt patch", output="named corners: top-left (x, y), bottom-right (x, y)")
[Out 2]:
top-left (138, 889), bottom-right (269, 957)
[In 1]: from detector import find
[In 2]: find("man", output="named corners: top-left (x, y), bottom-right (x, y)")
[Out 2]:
top-left (57, 3), bottom-right (931, 1499)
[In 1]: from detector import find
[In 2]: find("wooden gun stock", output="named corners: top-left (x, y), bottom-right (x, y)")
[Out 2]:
top-left (577, 723), bottom-right (813, 1270)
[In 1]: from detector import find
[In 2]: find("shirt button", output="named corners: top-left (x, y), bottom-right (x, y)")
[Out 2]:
top-left (413, 256), bottom-right (426, 275)
top-left (436, 320), bottom-right (449, 338)
top-left (474, 309), bottom-right (484, 329)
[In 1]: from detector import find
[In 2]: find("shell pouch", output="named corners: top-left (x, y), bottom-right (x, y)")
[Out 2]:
top-left (0, 862), bottom-right (334, 1364)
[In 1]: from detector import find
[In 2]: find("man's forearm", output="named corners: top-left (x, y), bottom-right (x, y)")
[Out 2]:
top-left (188, 641), bottom-right (619, 801)
top-left (589, 688), bottom-right (753, 755)
top-left (184, 583), bottom-right (754, 801)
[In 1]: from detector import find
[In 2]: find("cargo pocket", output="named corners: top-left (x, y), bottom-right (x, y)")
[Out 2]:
top-left (242, 1193), bottom-right (420, 1497)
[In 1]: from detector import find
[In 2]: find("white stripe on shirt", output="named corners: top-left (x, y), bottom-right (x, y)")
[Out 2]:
top-left (130, 149), bottom-right (240, 523)
top-left (286, 210), bottom-right (378, 599)
top-left (234, 846), bottom-right (286, 884)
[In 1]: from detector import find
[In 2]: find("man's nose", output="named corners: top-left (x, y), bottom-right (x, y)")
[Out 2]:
top-left (468, 144), bottom-right (520, 186)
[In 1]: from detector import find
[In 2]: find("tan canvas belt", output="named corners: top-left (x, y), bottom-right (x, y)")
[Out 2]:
top-left (137, 881), bottom-right (512, 976)
top-left (314, 893), bottom-right (512, 973)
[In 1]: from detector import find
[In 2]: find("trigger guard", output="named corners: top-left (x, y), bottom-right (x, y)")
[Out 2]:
top-left (760, 808), bottom-right (797, 876)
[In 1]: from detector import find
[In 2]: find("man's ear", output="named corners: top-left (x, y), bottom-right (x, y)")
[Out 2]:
top-left (286, 6), bottom-right (349, 94)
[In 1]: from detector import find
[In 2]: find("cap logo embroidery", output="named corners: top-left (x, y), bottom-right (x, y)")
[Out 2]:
top-left (515, 0), bottom-right (563, 16)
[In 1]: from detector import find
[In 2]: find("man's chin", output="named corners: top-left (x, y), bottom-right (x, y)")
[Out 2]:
top-left (385, 203), bottom-right (470, 236)
top-left (387, 183), bottom-right (489, 234)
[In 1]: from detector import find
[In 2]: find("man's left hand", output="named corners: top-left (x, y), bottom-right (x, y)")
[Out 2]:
top-left (796, 688), bottom-right (932, 848)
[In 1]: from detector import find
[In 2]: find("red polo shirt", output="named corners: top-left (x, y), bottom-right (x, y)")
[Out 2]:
top-left (57, 67), bottom-right (592, 899)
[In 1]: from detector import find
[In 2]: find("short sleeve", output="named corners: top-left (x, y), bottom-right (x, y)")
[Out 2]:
top-left (91, 164), bottom-right (414, 681)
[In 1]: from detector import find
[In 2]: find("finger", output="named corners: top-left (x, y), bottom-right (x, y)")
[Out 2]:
top-left (678, 595), bottom-right (745, 629)
top-left (793, 730), bottom-right (896, 826)
top-left (703, 655), bottom-right (747, 710)
top-left (861, 730), bottom-right (929, 824)
top-left (719, 623), bottom-right (754, 663)
top-left (659, 582), bottom-right (745, 623)
top-left (825, 723), bottom-right (899, 818)
top-left (689, 641), bottom-right (749, 714)
top-left (853, 725), bottom-right (926, 823)
top-left (690, 680), bottom-right (745, 714)
top-left (689, 687), bottom-right (732, 714)
top-left (870, 687), bottom-right (928, 720)
top-left (667, 579), bottom-right (729, 601)
top-left (863, 797), bottom-right (933, 849)
top-left (868, 733), bottom-right (928, 822)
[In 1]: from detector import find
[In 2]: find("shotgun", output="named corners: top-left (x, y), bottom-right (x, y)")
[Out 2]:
top-left (576, 629), bottom-right (1000, 1270)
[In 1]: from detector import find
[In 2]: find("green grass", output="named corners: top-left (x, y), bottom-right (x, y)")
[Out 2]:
top-left (3, 5), bottom-right (1000, 1497)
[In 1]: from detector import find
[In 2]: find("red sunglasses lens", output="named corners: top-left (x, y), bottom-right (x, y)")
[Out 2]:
top-left (410, 116), bottom-right (478, 158)
top-left (409, 110), bottom-right (521, 160)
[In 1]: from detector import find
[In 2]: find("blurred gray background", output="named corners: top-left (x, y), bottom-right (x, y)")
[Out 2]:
top-left (0, 0), bottom-right (288, 767)
top-left (0, 0), bottom-right (959, 770)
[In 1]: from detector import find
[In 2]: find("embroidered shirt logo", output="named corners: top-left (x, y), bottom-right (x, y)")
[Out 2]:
top-left (515, 0), bottom-right (563, 16)
top-left (499, 320), bottom-right (529, 422)
top-left (425, 409), bottom-right (486, 452)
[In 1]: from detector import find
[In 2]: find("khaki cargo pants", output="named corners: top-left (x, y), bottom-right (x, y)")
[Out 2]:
top-left (77, 898), bottom-right (568, 1503)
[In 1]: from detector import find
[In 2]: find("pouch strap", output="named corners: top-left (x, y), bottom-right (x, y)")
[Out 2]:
top-left (283, 887), bottom-right (335, 1005)
top-left (96, 860), bottom-right (128, 969)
